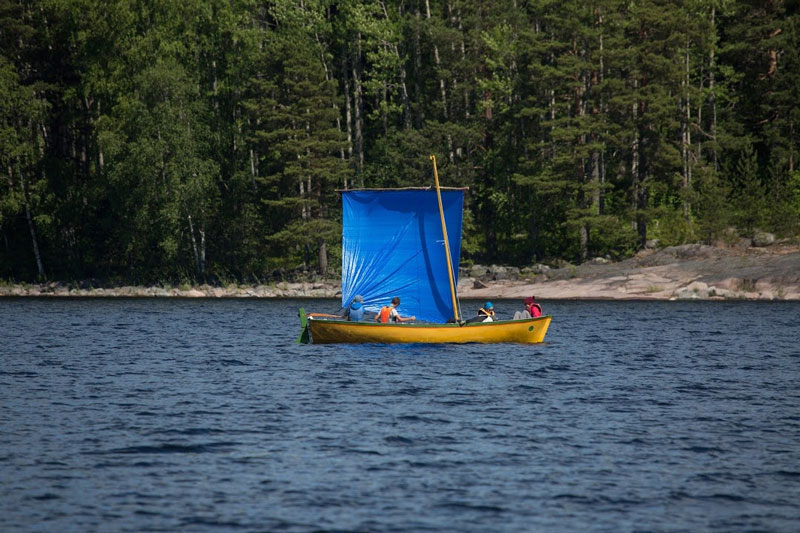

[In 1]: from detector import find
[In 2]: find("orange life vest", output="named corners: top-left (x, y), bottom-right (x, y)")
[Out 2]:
top-left (378, 306), bottom-right (392, 323)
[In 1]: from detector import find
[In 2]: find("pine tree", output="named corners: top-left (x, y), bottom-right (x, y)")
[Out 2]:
top-left (253, 3), bottom-right (349, 274)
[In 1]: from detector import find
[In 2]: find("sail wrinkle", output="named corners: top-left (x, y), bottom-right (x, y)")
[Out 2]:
top-left (341, 190), bottom-right (464, 323)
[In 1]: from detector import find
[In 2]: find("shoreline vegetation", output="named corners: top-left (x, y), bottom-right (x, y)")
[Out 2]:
top-left (3, 3), bottom-right (800, 291)
top-left (3, 243), bottom-right (799, 302)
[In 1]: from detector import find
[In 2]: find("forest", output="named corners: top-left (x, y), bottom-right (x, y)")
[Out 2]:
top-left (1, 0), bottom-right (799, 285)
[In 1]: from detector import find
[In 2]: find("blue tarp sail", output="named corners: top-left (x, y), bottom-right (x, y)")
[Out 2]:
top-left (341, 189), bottom-right (464, 323)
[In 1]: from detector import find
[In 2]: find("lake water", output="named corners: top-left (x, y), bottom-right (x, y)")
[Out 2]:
top-left (1, 298), bottom-right (799, 532)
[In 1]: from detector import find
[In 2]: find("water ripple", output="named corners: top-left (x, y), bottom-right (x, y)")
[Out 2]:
top-left (2, 298), bottom-right (799, 532)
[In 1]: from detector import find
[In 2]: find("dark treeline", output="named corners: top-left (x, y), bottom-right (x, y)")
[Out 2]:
top-left (1, 0), bottom-right (799, 284)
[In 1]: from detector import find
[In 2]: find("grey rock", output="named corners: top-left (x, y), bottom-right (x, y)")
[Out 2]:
top-left (751, 230), bottom-right (775, 247)
top-left (469, 265), bottom-right (488, 279)
top-left (532, 264), bottom-right (551, 274)
top-left (491, 265), bottom-right (509, 280)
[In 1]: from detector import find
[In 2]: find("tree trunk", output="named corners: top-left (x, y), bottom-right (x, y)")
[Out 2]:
top-left (637, 182), bottom-right (648, 248)
top-left (199, 223), bottom-right (206, 277)
top-left (578, 57), bottom-right (589, 263)
top-left (249, 117), bottom-right (259, 189)
top-left (188, 214), bottom-right (201, 278)
top-left (709, 7), bottom-right (718, 172)
top-left (790, 116), bottom-right (795, 173)
top-left (299, 167), bottom-right (307, 219)
top-left (579, 224), bottom-right (588, 263)
top-left (456, 7), bottom-right (468, 121)
top-left (631, 79), bottom-right (640, 235)
top-left (635, 118), bottom-right (649, 248)
top-left (318, 237), bottom-right (327, 275)
top-left (19, 163), bottom-right (45, 279)
top-left (97, 100), bottom-right (105, 172)
top-left (316, 30), bottom-right (347, 188)
top-left (696, 54), bottom-right (704, 175)
top-left (413, 3), bottom-right (424, 126)
top-left (395, 45), bottom-right (412, 130)
top-left (593, 6), bottom-right (604, 216)
top-left (401, 64), bottom-right (412, 131)
top-left (249, 147), bottom-right (258, 191)
top-left (81, 96), bottom-right (91, 182)
top-left (382, 82), bottom-right (388, 134)
top-left (342, 51), bottom-right (354, 187)
top-left (426, 0), bottom-right (454, 162)
top-left (591, 149), bottom-right (600, 215)
top-left (352, 33), bottom-right (365, 186)
top-left (380, 2), bottom-right (412, 130)
top-left (307, 174), bottom-right (312, 217)
top-left (681, 40), bottom-right (692, 220)
top-left (426, 0), bottom-right (448, 117)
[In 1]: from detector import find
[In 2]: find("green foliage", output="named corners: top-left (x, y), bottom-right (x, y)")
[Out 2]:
top-left (266, 218), bottom-right (341, 272)
top-left (1, 0), bottom-right (799, 283)
top-left (587, 216), bottom-right (640, 260)
top-left (692, 167), bottom-right (733, 244)
top-left (729, 143), bottom-right (766, 236)
top-left (765, 163), bottom-right (800, 236)
top-left (648, 208), bottom-right (694, 247)
top-left (791, 171), bottom-right (800, 216)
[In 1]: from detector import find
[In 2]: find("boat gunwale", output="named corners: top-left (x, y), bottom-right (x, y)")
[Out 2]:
top-left (307, 315), bottom-right (551, 329)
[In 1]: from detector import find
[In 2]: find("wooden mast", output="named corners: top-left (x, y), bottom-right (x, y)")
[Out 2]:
top-left (430, 155), bottom-right (459, 323)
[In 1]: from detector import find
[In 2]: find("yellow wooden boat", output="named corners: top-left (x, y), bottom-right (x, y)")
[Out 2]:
top-left (298, 155), bottom-right (551, 344)
top-left (304, 313), bottom-right (551, 344)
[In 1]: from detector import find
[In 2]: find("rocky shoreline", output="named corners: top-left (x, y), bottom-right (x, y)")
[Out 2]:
top-left (2, 243), bottom-right (799, 301)
top-left (458, 243), bottom-right (800, 301)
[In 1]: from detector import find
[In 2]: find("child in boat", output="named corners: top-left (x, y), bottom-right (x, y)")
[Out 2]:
top-left (466, 302), bottom-right (495, 323)
top-left (376, 297), bottom-right (416, 323)
top-left (514, 296), bottom-right (543, 319)
top-left (343, 294), bottom-right (366, 321)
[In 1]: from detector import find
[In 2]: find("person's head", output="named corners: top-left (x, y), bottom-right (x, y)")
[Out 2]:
top-left (484, 301), bottom-right (493, 310)
top-left (351, 294), bottom-right (364, 309)
top-left (391, 296), bottom-right (401, 307)
top-left (524, 296), bottom-right (535, 306)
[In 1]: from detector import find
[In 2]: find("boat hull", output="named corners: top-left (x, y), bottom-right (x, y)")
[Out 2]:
top-left (307, 315), bottom-right (551, 344)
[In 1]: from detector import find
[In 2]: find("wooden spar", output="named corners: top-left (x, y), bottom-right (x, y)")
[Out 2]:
top-left (430, 154), bottom-right (460, 323)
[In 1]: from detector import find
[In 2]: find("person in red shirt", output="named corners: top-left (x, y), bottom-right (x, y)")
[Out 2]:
top-left (514, 296), bottom-right (543, 319)
top-left (525, 296), bottom-right (543, 317)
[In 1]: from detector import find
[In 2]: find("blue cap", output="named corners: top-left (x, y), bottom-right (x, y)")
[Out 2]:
top-left (485, 302), bottom-right (493, 309)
